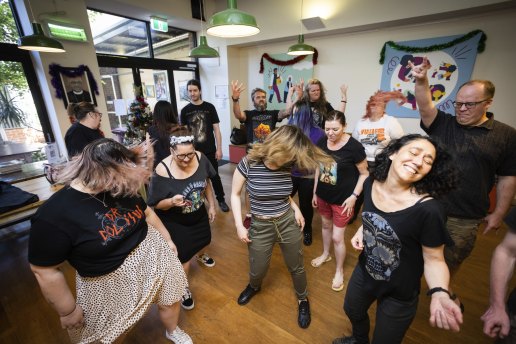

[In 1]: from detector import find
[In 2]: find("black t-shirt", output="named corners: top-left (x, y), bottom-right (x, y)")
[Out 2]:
top-left (180, 101), bottom-right (220, 154)
top-left (28, 187), bottom-right (148, 277)
top-left (310, 101), bottom-right (334, 128)
top-left (316, 136), bottom-right (366, 204)
top-left (241, 109), bottom-right (281, 144)
top-left (67, 90), bottom-right (92, 104)
top-left (422, 111), bottom-right (516, 218)
top-left (64, 122), bottom-right (103, 158)
top-left (358, 178), bottom-right (452, 301)
top-left (148, 125), bottom-right (170, 168)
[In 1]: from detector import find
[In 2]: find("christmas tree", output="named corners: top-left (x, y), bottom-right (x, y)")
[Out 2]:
top-left (124, 94), bottom-right (152, 145)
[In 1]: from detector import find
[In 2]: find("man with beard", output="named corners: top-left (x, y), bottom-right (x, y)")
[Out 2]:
top-left (180, 79), bottom-right (229, 214)
top-left (230, 81), bottom-right (292, 148)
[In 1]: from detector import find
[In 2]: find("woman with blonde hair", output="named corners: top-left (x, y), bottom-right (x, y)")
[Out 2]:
top-left (147, 125), bottom-right (217, 312)
top-left (231, 125), bottom-right (333, 329)
top-left (29, 138), bottom-right (192, 344)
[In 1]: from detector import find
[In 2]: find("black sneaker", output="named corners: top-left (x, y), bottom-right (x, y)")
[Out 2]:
top-left (298, 299), bottom-right (311, 328)
top-left (237, 284), bottom-right (260, 305)
top-left (181, 288), bottom-right (194, 310)
top-left (332, 336), bottom-right (369, 344)
top-left (219, 201), bottom-right (230, 212)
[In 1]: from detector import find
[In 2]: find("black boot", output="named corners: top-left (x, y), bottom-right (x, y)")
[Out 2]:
top-left (237, 284), bottom-right (260, 305)
top-left (298, 299), bottom-right (311, 328)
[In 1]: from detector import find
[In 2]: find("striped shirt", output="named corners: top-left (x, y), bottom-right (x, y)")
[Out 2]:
top-left (237, 157), bottom-right (293, 217)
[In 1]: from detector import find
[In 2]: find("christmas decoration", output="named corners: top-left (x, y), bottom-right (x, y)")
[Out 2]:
top-left (124, 94), bottom-right (153, 145)
top-left (259, 49), bottom-right (318, 73)
top-left (379, 30), bottom-right (486, 64)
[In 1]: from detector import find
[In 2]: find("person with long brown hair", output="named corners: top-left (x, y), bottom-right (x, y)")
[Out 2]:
top-left (28, 138), bottom-right (192, 344)
top-left (148, 100), bottom-right (179, 168)
top-left (147, 125), bottom-right (217, 312)
top-left (231, 125), bottom-right (333, 329)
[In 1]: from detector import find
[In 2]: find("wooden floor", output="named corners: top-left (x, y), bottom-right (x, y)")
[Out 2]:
top-left (0, 163), bottom-right (513, 344)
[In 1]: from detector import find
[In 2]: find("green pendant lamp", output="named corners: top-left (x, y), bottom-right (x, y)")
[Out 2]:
top-left (287, 0), bottom-right (314, 56)
top-left (189, 36), bottom-right (219, 58)
top-left (189, 0), bottom-right (219, 58)
top-left (18, 1), bottom-right (65, 53)
top-left (207, 0), bottom-right (260, 38)
top-left (287, 34), bottom-right (314, 55)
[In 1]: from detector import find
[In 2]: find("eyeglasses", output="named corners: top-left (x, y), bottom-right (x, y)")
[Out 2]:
top-left (452, 99), bottom-right (490, 109)
top-left (90, 112), bottom-right (102, 118)
top-left (174, 152), bottom-right (196, 161)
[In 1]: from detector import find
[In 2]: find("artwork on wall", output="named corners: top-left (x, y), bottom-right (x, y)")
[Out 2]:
top-left (379, 30), bottom-right (486, 118)
top-left (261, 53), bottom-right (314, 110)
top-left (153, 71), bottom-right (169, 101)
top-left (49, 64), bottom-right (99, 109)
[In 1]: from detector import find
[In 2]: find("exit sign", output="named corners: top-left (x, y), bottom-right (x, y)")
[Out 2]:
top-left (151, 17), bottom-right (168, 32)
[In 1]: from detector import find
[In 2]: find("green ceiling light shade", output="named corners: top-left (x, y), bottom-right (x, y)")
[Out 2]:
top-left (18, 22), bottom-right (66, 53)
top-left (189, 35), bottom-right (219, 58)
top-left (207, 0), bottom-right (260, 38)
top-left (287, 34), bottom-right (314, 56)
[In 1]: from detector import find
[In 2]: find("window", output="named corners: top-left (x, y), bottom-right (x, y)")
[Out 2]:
top-left (87, 9), bottom-right (195, 60)
top-left (0, 0), bottom-right (19, 44)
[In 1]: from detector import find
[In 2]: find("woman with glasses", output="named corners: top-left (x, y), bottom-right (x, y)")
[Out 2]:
top-left (64, 101), bottom-right (103, 158)
top-left (147, 125), bottom-right (217, 312)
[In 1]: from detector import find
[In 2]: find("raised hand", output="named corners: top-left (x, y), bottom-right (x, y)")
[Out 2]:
top-left (231, 80), bottom-right (245, 99)
top-left (407, 56), bottom-right (432, 80)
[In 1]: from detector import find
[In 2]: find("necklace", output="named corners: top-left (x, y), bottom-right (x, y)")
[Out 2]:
top-left (89, 192), bottom-right (108, 207)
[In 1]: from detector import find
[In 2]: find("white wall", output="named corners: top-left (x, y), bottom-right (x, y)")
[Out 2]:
top-left (225, 8), bottom-right (516, 136)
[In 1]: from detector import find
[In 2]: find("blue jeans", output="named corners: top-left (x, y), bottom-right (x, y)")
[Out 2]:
top-left (344, 265), bottom-right (419, 344)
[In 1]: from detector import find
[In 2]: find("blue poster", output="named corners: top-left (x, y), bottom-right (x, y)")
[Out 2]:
top-left (380, 32), bottom-right (483, 118)
top-left (262, 54), bottom-right (313, 110)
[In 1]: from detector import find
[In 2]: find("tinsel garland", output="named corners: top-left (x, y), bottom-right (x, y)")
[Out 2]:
top-left (379, 30), bottom-right (486, 64)
top-left (259, 49), bottom-right (318, 73)
top-left (49, 64), bottom-right (100, 99)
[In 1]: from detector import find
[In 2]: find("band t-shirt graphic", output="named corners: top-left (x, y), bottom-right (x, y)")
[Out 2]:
top-left (28, 188), bottom-right (148, 277)
top-left (242, 110), bottom-right (280, 144)
top-left (180, 102), bottom-right (220, 154)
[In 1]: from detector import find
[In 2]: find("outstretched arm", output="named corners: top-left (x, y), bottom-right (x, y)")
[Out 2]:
top-left (279, 86), bottom-right (295, 120)
top-left (231, 169), bottom-right (251, 243)
top-left (484, 176), bottom-right (516, 234)
top-left (408, 57), bottom-right (438, 128)
top-left (231, 80), bottom-right (246, 121)
top-left (338, 84), bottom-right (348, 113)
top-left (423, 245), bottom-right (463, 332)
top-left (481, 230), bottom-right (516, 339)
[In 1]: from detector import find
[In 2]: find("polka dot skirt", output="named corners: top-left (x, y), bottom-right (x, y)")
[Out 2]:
top-left (68, 226), bottom-right (188, 343)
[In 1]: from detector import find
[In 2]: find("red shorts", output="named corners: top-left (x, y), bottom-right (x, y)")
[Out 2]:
top-left (316, 196), bottom-right (353, 228)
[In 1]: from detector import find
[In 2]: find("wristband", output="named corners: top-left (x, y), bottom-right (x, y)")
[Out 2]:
top-left (352, 192), bottom-right (359, 198)
top-left (341, 100), bottom-right (347, 103)
top-left (232, 97), bottom-right (239, 102)
top-left (426, 287), bottom-right (456, 299)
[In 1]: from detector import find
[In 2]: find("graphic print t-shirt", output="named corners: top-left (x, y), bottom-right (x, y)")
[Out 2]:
top-left (242, 110), bottom-right (281, 144)
top-left (28, 188), bottom-right (148, 277)
top-left (147, 153), bottom-right (216, 215)
top-left (180, 101), bottom-right (220, 154)
top-left (358, 178), bottom-right (451, 300)
top-left (352, 115), bottom-right (404, 162)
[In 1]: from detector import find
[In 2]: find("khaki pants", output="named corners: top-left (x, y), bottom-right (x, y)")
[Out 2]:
top-left (444, 216), bottom-right (482, 271)
top-left (247, 208), bottom-right (308, 299)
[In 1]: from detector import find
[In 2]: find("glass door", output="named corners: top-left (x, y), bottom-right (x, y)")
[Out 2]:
top-left (172, 70), bottom-right (196, 115)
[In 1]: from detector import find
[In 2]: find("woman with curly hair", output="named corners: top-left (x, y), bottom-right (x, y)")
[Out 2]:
top-left (231, 125), bottom-right (333, 329)
top-left (28, 138), bottom-right (192, 344)
top-left (333, 134), bottom-right (462, 344)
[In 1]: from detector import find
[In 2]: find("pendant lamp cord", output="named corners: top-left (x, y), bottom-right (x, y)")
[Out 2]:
top-left (300, 0), bottom-right (303, 35)
top-left (200, 0), bottom-right (204, 34)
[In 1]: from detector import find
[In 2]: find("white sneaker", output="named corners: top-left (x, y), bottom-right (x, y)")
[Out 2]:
top-left (165, 326), bottom-right (193, 344)
top-left (181, 288), bottom-right (195, 310)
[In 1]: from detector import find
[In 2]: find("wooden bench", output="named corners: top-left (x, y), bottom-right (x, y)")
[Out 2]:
top-left (0, 176), bottom-right (62, 229)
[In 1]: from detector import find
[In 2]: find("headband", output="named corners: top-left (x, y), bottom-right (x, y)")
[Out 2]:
top-left (170, 135), bottom-right (194, 146)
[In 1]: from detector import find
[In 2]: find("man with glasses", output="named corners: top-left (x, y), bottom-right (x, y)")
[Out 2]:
top-left (410, 57), bottom-right (516, 279)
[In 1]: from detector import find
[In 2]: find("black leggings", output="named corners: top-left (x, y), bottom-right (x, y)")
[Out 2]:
top-left (344, 265), bottom-right (419, 344)
top-left (204, 152), bottom-right (225, 202)
top-left (291, 176), bottom-right (314, 235)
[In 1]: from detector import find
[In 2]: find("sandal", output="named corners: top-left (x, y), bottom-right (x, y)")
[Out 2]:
top-left (331, 275), bottom-right (344, 292)
top-left (311, 255), bottom-right (331, 268)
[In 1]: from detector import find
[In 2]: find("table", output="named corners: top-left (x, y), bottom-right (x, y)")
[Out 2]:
top-left (0, 176), bottom-right (62, 229)
top-left (0, 161), bottom-right (46, 184)
top-left (0, 142), bottom-right (44, 163)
